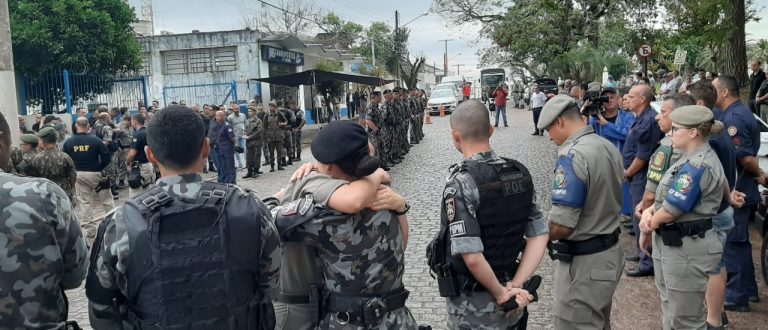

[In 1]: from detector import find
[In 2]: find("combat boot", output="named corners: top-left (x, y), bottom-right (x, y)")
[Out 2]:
top-left (270, 164), bottom-right (275, 172)
top-left (242, 168), bottom-right (252, 179)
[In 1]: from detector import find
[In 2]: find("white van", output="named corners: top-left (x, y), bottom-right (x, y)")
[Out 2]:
top-left (441, 75), bottom-right (466, 90)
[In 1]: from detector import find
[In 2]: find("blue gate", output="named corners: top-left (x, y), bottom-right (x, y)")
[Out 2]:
top-left (19, 69), bottom-right (148, 115)
top-left (162, 81), bottom-right (239, 107)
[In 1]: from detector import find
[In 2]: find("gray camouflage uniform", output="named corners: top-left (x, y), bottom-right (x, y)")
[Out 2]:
top-left (444, 150), bottom-right (549, 329)
top-left (85, 174), bottom-right (282, 329)
top-left (0, 170), bottom-right (88, 330)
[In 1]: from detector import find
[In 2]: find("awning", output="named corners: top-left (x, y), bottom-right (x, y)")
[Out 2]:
top-left (253, 69), bottom-right (394, 87)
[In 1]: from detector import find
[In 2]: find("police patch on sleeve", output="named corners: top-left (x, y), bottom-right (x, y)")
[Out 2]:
top-left (445, 197), bottom-right (456, 222)
top-left (727, 126), bottom-right (737, 137)
top-left (449, 221), bottom-right (466, 237)
top-left (551, 155), bottom-right (587, 208)
top-left (665, 162), bottom-right (705, 212)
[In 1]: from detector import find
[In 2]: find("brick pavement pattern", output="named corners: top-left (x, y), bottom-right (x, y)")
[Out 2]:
top-left (63, 105), bottom-right (768, 329)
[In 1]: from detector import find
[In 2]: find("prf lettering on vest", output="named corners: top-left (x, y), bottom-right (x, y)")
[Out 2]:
top-left (74, 145), bottom-right (90, 152)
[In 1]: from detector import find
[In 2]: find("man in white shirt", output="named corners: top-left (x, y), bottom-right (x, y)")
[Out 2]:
top-left (530, 85), bottom-right (547, 135)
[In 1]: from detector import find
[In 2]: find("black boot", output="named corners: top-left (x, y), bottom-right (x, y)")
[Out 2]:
top-left (242, 169), bottom-right (252, 179)
top-left (255, 168), bottom-right (263, 174)
top-left (270, 164), bottom-right (275, 172)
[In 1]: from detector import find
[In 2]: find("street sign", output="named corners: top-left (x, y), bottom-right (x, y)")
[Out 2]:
top-left (673, 49), bottom-right (687, 65)
top-left (638, 44), bottom-right (652, 58)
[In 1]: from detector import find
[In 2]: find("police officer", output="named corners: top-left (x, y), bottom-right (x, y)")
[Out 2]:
top-left (623, 84), bottom-right (662, 277)
top-left (638, 105), bottom-right (727, 329)
top-left (86, 105), bottom-right (282, 330)
top-left (291, 101), bottom-right (306, 161)
top-left (365, 91), bottom-right (391, 171)
top-left (126, 113), bottom-right (155, 197)
top-left (409, 88), bottom-right (421, 144)
top-left (26, 127), bottom-right (78, 205)
top-left (713, 75), bottom-right (762, 311)
top-left (0, 113), bottom-right (88, 330)
top-left (63, 117), bottom-right (114, 242)
top-left (537, 95), bottom-right (625, 329)
top-left (267, 120), bottom-right (415, 329)
top-left (243, 106), bottom-right (264, 179)
top-left (428, 100), bottom-right (548, 329)
top-left (6, 133), bottom-right (39, 175)
top-left (380, 90), bottom-right (396, 167)
top-left (277, 100), bottom-right (296, 165)
top-left (265, 102), bottom-right (287, 172)
top-left (212, 110), bottom-right (238, 183)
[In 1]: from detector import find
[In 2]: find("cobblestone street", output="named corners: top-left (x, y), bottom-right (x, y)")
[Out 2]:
top-left (66, 104), bottom-right (767, 329)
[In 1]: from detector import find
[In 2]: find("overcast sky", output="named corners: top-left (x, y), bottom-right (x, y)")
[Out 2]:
top-left (128, 0), bottom-right (768, 81)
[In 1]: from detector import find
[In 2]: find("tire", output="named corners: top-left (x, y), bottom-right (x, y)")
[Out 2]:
top-left (762, 230), bottom-right (768, 286)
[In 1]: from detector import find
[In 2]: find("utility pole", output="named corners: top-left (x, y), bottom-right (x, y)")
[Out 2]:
top-left (438, 39), bottom-right (454, 76)
top-left (454, 64), bottom-right (465, 75)
top-left (394, 10), bottom-right (400, 87)
top-left (0, 0), bottom-right (20, 145)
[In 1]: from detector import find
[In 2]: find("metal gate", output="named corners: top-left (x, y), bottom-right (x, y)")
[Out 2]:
top-left (19, 69), bottom-right (148, 115)
top-left (162, 81), bottom-right (238, 107)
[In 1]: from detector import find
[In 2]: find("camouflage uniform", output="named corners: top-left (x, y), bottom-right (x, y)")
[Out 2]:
top-left (245, 115), bottom-right (264, 174)
top-left (0, 170), bottom-right (89, 329)
top-left (264, 112), bottom-right (286, 169)
top-left (408, 96), bottom-right (420, 144)
top-left (444, 151), bottom-right (549, 330)
top-left (112, 126), bottom-right (133, 185)
top-left (381, 99), bottom-right (396, 162)
top-left (366, 101), bottom-right (387, 165)
top-left (86, 174), bottom-right (282, 329)
top-left (277, 183), bottom-right (418, 329)
top-left (26, 148), bottom-right (78, 206)
top-left (7, 147), bottom-right (38, 175)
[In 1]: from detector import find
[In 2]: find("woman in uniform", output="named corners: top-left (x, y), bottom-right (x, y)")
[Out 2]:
top-left (269, 120), bottom-right (417, 330)
top-left (638, 105), bottom-right (727, 329)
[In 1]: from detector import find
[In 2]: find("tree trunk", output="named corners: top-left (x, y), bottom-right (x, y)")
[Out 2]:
top-left (721, 0), bottom-right (748, 85)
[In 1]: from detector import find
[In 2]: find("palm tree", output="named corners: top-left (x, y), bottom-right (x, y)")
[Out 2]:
top-left (748, 39), bottom-right (768, 63)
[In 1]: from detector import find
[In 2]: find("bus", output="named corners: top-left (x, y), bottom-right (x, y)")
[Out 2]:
top-left (480, 68), bottom-right (506, 105)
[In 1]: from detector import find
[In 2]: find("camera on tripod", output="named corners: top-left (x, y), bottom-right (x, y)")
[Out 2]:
top-left (582, 91), bottom-right (609, 117)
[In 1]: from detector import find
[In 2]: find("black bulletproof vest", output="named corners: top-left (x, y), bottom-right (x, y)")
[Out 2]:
top-left (122, 182), bottom-right (271, 330)
top-left (451, 158), bottom-right (534, 281)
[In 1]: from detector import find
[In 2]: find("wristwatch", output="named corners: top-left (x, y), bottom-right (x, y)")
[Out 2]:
top-left (394, 202), bottom-right (410, 215)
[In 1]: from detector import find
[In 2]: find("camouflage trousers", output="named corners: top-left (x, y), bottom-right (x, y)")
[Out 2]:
top-left (283, 130), bottom-right (294, 161)
top-left (75, 171), bottom-right (115, 243)
top-left (293, 129), bottom-right (302, 160)
top-left (409, 116), bottom-right (420, 143)
top-left (267, 140), bottom-right (286, 167)
top-left (446, 293), bottom-right (525, 330)
top-left (318, 307), bottom-right (418, 330)
top-left (245, 142), bottom-right (263, 171)
top-left (263, 144), bottom-right (271, 164)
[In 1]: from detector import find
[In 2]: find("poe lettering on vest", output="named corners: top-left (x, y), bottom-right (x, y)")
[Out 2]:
top-left (500, 172), bottom-right (525, 196)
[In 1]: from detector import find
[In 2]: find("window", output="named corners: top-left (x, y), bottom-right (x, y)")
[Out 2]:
top-left (140, 53), bottom-right (151, 75)
top-left (162, 47), bottom-right (237, 74)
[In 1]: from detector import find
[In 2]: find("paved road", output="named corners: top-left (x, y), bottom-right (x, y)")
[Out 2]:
top-left (66, 104), bottom-right (767, 329)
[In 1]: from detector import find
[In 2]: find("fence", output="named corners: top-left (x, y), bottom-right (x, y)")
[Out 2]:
top-left (19, 69), bottom-right (148, 115)
top-left (162, 81), bottom-right (239, 107)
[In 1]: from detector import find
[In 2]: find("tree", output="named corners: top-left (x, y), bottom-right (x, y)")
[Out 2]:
top-left (316, 12), bottom-right (364, 49)
top-left (401, 55), bottom-right (426, 89)
top-left (314, 59), bottom-right (344, 108)
top-left (748, 39), bottom-right (768, 63)
top-left (10, 0), bottom-right (141, 112)
top-left (242, 0), bottom-right (317, 35)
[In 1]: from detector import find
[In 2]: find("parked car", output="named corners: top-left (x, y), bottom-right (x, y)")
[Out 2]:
top-left (431, 83), bottom-right (460, 97)
top-left (534, 78), bottom-right (558, 95)
top-left (427, 88), bottom-right (461, 115)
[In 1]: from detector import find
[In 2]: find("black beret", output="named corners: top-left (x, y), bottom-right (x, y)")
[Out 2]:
top-left (372, 91), bottom-right (381, 96)
top-left (311, 120), bottom-right (369, 164)
top-left (383, 89), bottom-right (392, 94)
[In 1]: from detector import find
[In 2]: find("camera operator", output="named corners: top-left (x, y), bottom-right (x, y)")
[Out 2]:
top-left (585, 85), bottom-right (637, 225)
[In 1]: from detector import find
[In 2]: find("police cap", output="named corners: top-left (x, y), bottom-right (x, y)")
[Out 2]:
top-left (20, 134), bottom-right (38, 144)
top-left (537, 95), bottom-right (579, 130)
top-left (310, 120), bottom-right (369, 164)
top-left (383, 89), bottom-right (392, 95)
top-left (669, 105), bottom-right (713, 126)
top-left (37, 127), bottom-right (57, 139)
top-left (372, 91), bottom-right (381, 96)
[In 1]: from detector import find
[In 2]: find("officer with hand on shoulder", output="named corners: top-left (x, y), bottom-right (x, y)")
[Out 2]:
top-left (428, 100), bottom-right (548, 329)
top-left (538, 95), bottom-right (625, 329)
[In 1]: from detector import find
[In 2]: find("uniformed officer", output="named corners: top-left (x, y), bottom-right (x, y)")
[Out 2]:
top-left (277, 100), bottom-right (295, 166)
top-left (623, 84), bottom-right (662, 277)
top-left (212, 110), bottom-right (237, 183)
top-left (409, 88), bottom-right (421, 145)
top-left (291, 101), bottom-right (306, 161)
top-left (6, 133), bottom-right (39, 175)
top-left (0, 113), bottom-right (88, 330)
top-left (26, 127), bottom-right (78, 205)
top-left (265, 102), bottom-right (287, 172)
top-left (538, 95), bottom-right (625, 329)
top-left (638, 105), bottom-right (727, 329)
top-left (364, 91), bottom-right (390, 171)
top-left (380, 90), bottom-right (396, 167)
top-left (63, 117), bottom-right (114, 242)
top-left (126, 113), bottom-right (155, 197)
top-left (268, 120), bottom-right (415, 329)
top-left (428, 100), bottom-right (548, 329)
top-left (86, 105), bottom-right (282, 330)
top-left (243, 106), bottom-right (264, 179)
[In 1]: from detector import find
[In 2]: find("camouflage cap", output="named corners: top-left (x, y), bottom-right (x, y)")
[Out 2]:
top-left (37, 126), bottom-right (57, 139)
top-left (20, 133), bottom-right (39, 144)
top-left (669, 105), bottom-right (713, 126)
top-left (537, 95), bottom-right (579, 130)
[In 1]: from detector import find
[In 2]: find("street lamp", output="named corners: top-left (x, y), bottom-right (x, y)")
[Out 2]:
top-left (395, 10), bottom-right (429, 87)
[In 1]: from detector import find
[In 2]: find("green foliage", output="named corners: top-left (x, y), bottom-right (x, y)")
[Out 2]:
top-left (316, 12), bottom-right (364, 49)
top-left (9, 0), bottom-right (141, 77)
top-left (314, 59), bottom-right (344, 102)
top-left (748, 39), bottom-right (768, 62)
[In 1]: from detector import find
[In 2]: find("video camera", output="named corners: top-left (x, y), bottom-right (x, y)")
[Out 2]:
top-left (582, 91), bottom-right (609, 117)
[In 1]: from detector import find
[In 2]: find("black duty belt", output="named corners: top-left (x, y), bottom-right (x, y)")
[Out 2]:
top-left (560, 228), bottom-right (620, 256)
top-left (656, 218), bottom-right (712, 238)
top-left (277, 293), bottom-right (310, 304)
top-left (325, 289), bottom-right (409, 326)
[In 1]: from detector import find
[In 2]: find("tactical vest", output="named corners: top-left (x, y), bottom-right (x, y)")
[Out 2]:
top-left (447, 158), bottom-right (534, 282)
top-left (120, 183), bottom-right (274, 330)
